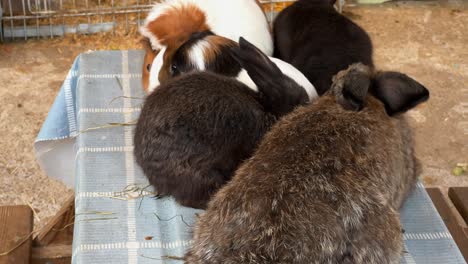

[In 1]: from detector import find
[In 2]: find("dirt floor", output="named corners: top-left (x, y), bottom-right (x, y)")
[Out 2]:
top-left (0, 2), bottom-right (467, 230)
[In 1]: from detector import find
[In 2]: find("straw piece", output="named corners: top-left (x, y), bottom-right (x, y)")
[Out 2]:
top-left (108, 95), bottom-right (144, 105)
top-left (115, 76), bottom-right (124, 90)
top-left (140, 254), bottom-right (184, 261)
top-left (76, 211), bottom-right (116, 216)
top-left (153, 213), bottom-right (193, 228)
top-left (80, 217), bottom-right (118, 222)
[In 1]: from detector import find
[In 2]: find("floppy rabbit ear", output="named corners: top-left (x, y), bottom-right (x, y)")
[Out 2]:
top-left (371, 72), bottom-right (429, 116)
top-left (231, 37), bottom-right (309, 117)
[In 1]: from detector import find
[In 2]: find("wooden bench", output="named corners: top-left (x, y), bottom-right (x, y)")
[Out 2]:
top-left (427, 187), bottom-right (468, 262)
top-left (0, 194), bottom-right (74, 264)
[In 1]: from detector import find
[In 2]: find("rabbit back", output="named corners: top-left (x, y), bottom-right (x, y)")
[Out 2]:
top-left (185, 96), bottom-right (414, 263)
top-left (134, 72), bottom-right (275, 209)
top-left (273, 0), bottom-right (373, 95)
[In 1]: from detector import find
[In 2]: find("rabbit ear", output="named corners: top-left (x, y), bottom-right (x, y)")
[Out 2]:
top-left (332, 63), bottom-right (372, 111)
top-left (371, 72), bottom-right (429, 116)
top-left (231, 37), bottom-right (309, 117)
top-left (230, 37), bottom-right (283, 87)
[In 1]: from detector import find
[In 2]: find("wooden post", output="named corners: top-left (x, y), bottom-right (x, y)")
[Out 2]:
top-left (31, 194), bottom-right (74, 264)
top-left (449, 187), bottom-right (468, 224)
top-left (0, 205), bottom-right (33, 264)
top-left (33, 194), bottom-right (74, 247)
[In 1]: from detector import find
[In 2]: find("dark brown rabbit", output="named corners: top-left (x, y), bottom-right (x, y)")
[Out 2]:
top-left (273, 0), bottom-right (374, 95)
top-left (133, 39), bottom-right (309, 209)
top-left (185, 63), bottom-right (429, 263)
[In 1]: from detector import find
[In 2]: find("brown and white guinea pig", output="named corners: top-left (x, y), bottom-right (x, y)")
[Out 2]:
top-left (273, 0), bottom-right (374, 95)
top-left (185, 63), bottom-right (429, 263)
top-left (140, 38), bottom-right (158, 91)
top-left (166, 34), bottom-right (318, 100)
top-left (133, 39), bottom-right (309, 209)
top-left (139, 0), bottom-right (272, 93)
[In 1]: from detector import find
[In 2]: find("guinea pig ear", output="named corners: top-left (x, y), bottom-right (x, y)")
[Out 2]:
top-left (371, 71), bottom-right (429, 116)
top-left (139, 37), bottom-right (153, 51)
top-left (231, 37), bottom-right (309, 117)
top-left (332, 63), bottom-right (372, 112)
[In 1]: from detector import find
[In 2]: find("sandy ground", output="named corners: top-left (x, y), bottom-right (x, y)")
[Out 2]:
top-left (0, 2), bottom-right (467, 230)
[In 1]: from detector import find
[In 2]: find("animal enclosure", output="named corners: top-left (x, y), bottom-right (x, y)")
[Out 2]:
top-left (0, 0), bottom-right (307, 41)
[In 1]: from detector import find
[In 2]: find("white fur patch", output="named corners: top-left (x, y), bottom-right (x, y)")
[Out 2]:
top-left (234, 57), bottom-right (317, 100)
top-left (235, 69), bottom-right (258, 92)
top-left (195, 0), bottom-right (273, 55)
top-left (139, 26), bottom-right (163, 51)
top-left (148, 46), bottom-right (167, 93)
top-left (142, 0), bottom-right (272, 55)
top-left (270, 57), bottom-right (318, 100)
top-left (189, 40), bottom-right (210, 71)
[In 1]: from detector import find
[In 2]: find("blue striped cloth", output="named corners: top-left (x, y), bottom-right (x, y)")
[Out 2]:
top-left (35, 50), bottom-right (466, 264)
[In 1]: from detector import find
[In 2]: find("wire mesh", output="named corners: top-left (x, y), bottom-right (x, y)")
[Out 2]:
top-left (0, 0), bottom-right (343, 41)
top-left (0, 0), bottom-right (154, 40)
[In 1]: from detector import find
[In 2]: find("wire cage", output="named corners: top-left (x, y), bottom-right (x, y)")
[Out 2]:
top-left (0, 0), bottom-right (342, 41)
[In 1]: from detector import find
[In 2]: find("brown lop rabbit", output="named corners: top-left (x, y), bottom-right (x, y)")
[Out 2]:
top-left (185, 63), bottom-right (429, 264)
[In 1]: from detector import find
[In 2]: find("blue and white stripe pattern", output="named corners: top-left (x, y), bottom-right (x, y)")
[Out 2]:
top-left (35, 50), bottom-right (466, 264)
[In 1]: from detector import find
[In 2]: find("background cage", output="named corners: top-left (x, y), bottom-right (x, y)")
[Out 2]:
top-left (0, 0), bottom-right (344, 41)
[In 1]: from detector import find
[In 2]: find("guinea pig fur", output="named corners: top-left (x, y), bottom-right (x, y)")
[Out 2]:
top-left (139, 0), bottom-right (272, 93)
top-left (169, 34), bottom-right (318, 100)
top-left (273, 0), bottom-right (374, 96)
top-left (185, 63), bottom-right (429, 263)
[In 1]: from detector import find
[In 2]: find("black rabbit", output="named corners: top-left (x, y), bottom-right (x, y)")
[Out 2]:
top-left (273, 0), bottom-right (374, 95)
top-left (134, 38), bottom-right (309, 209)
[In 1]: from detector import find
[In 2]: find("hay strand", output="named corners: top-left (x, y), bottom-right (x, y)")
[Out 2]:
top-left (140, 254), bottom-right (184, 261)
top-left (78, 121), bottom-right (137, 134)
top-left (115, 76), bottom-right (124, 90)
top-left (105, 184), bottom-right (158, 201)
top-left (153, 213), bottom-right (193, 228)
top-left (108, 95), bottom-right (144, 105)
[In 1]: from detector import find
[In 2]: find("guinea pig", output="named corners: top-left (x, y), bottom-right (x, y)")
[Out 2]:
top-left (273, 0), bottom-right (374, 95)
top-left (168, 34), bottom-right (318, 100)
top-left (134, 39), bottom-right (309, 209)
top-left (139, 0), bottom-right (273, 93)
top-left (140, 38), bottom-right (158, 91)
top-left (185, 63), bottom-right (429, 263)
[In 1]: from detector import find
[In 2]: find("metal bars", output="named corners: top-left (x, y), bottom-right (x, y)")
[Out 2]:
top-left (0, 0), bottom-right (153, 40)
top-left (0, 0), bottom-right (341, 41)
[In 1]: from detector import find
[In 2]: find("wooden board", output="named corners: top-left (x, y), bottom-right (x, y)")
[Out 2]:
top-left (427, 188), bottom-right (468, 262)
top-left (31, 244), bottom-right (72, 264)
top-left (33, 194), bottom-right (75, 247)
top-left (0, 205), bottom-right (33, 264)
top-left (449, 187), bottom-right (468, 224)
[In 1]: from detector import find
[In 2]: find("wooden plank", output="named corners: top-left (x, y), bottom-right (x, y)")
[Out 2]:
top-left (449, 187), bottom-right (468, 224)
top-left (0, 205), bottom-right (33, 264)
top-left (33, 194), bottom-right (75, 246)
top-left (31, 244), bottom-right (71, 264)
top-left (427, 188), bottom-right (468, 262)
